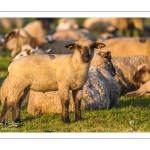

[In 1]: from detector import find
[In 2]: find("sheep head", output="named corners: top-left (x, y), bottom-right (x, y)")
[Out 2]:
top-left (133, 63), bottom-right (150, 84)
top-left (65, 39), bottom-right (106, 63)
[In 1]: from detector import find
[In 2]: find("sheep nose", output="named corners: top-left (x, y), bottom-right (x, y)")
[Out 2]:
top-left (82, 56), bottom-right (90, 62)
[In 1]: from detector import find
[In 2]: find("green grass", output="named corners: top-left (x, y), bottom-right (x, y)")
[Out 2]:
top-left (0, 50), bottom-right (150, 132)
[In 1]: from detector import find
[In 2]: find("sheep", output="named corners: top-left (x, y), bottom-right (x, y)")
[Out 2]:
top-left (12, 44), bottom-right (51, 62)
top-left (0, 39), bottom-right (105, 124)
top-left (101, 37), bottom-right (150, 57)
top-left (0, 18), bottom-right (24, 29)
top-left (0, 48), bottom-right (119, 115)
top-left (53, 29), bottom-right (96, 41)
top-left (27, 50), bottom-right (119, 114)
top-left (125, 63), bottom-right (150, 97)
top-left (24, 18), bottom-right (55, 37)
top-left (54, 18), bottom-right (96, 41)
top-left (111, 55), bottom-right (150, 95)
top-left (0, 28), bottom-right (76, 57)
top-left (1, 28), bottom-right (48, 57)
top-left (27, 67), bottom-right (119, 115)
top-left (83, 18), bottom-right (145, 37)
top-left (56, 18), bottom-right (79, 31)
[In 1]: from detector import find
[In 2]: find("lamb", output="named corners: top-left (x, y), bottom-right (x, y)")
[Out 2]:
top-left (111, 55), bottom-right (150, 95)
top-left (125, 64), bottom-right (150, 97)
top-left (27, 50), bottom-right (119, 114)
top-left (101, 37), bottom-right (150, 57)
top-left (0, 39), bottom-right (105, 124)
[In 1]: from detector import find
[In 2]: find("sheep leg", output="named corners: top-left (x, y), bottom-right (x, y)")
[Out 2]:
top-left (125, 81), bottom-right (150, 97)
top-left (12, 89), bottom-right (29, 123)
top-left (58, 88), bottom-right (70, 123)
top-left (0, 97), bottom-right (13, 124)
top-left (72, 89), bottom-right (82, 121)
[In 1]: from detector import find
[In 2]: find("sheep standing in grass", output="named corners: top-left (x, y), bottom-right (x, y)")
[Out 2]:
top-left (27, 50), bottom-right (119, 114)
top-left (0, 39), bottom-right (105, 124)
top-left (125, 64), bottom-right (150, 97)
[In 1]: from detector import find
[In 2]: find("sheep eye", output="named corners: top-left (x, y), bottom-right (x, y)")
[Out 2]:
top-left (139, 70), bottom-right (144, 74)
top-left (77, 45), bottom-right (81, 50)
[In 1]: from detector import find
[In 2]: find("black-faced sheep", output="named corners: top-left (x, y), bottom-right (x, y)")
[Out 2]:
top-left (0, 39), bottom-right (105, 124)
top-left (125, 64), bottom-right (150, 97)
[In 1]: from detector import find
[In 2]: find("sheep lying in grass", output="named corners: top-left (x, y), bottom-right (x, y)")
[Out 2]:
top-left (111, 55), bottom-right (150, 95)
top-left (101, 37), bottom-right (150, 57)
top-left (125, 64), bottom-right (150, 97)
top-left (27, 50), bottom-right (119, 114)
top-left (0, 39), bottom-right (105, 124)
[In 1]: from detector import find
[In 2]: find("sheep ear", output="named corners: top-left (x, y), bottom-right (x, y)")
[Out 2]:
top-left (27, 49), bottom-right (32, 55)
top-left (5, 31), bottom-right (18, 41)
top-left (94, 43), bottom-right (106, 50)
top-left (65, 43), bottom-right (76, 50)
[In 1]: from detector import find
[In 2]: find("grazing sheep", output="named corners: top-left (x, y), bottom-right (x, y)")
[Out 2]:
top-left (112, 55), bottom-right (150, 95)
top-left (0, 39), bottom-right (105, 124)
top-left (27, 50), bottom-right (119, 114)
top-left (125, 63), bottom-right (150, 97)
top-left (83, 18), bottom-right (145, 37)
top-left (101, 37), bottom-right (150, 57)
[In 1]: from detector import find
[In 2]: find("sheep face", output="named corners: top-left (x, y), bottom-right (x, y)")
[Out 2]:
top-left (12, 47), bottom-right (33, 62)
top-left (133, 64), bottom-right (150, 84)
top-left (65, 39), bottom-right (106, 63)
top-left (98, 51), bottom-right (116, 76)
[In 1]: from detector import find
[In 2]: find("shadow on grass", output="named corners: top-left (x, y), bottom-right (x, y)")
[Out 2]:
top-left (118, 96), bottom-right (150, 109)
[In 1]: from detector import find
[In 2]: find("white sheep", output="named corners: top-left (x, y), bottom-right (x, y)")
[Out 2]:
top-left (125, 63), bottom-right (150, 97)
top-left (0, 39), bottom-right (106, 124)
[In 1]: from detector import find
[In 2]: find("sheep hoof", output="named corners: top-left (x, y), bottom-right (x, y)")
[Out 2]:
top-left (75, 117), bottom-right (82, 122)
top-left (62, 117), bottom-right (70, 124)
